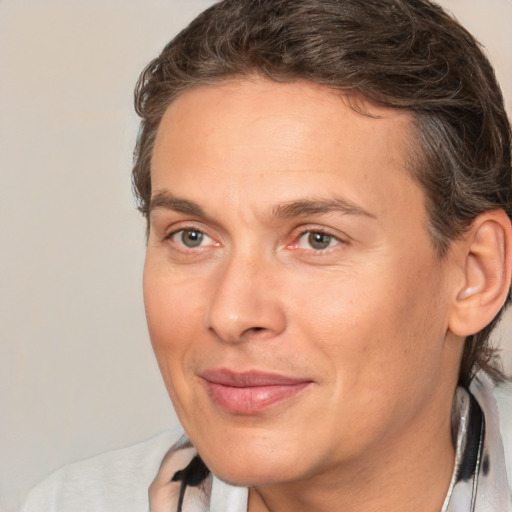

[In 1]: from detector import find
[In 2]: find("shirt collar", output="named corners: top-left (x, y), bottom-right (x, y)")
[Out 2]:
top-left (442, 374), bottom-right (512, 512)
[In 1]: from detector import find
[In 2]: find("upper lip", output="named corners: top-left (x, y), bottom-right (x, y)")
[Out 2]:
top-left (200, 368), bottom-right (312, 387)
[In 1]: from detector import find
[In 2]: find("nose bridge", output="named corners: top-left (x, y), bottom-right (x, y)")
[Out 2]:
top-left (205, 245), bottom-right (286, 343)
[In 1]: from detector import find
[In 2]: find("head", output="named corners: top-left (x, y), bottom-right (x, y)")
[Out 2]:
top-left (133, 0), bottom-right (511, 388)
top-left (134, 0), bottom-right (512, 492)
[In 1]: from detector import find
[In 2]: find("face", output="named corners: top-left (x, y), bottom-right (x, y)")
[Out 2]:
top-left (144, 78), bottom-right (460, 487)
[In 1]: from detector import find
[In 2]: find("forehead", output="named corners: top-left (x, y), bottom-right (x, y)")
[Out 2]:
top-left (154, 79), bottom-right (414, 159)
top-left (151, 78), bottom-right (422, 223)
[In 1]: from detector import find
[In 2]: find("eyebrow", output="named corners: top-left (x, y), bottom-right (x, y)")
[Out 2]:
top-left (149, 191), bottom-right (205, 217)
top-left (272, 197), bottom-right (376, 219)
top-left (149, 191), bottom-right (375, 220)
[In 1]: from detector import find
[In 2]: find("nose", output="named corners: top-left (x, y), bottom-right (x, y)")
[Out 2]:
top-left (205, 252), bottom-right (287, 344)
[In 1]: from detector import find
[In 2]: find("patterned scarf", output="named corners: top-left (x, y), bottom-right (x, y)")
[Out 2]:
top-left (442, 377), bottom-right (511, 512)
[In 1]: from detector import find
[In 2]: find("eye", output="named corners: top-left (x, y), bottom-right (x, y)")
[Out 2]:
top-left (297, 231), bottom-right (339, 250)
top-left (170, 228), bottom-right (213, 248)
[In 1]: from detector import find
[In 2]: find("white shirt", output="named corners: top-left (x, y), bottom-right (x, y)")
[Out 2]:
top-left (20, 377), bottom-right (512, 512)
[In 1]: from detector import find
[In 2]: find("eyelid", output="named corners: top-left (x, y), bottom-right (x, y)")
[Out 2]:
top-left (287, 225), bottom-right (348, 251)
top-left (297, 231), bottom-right (339, 250)
top-left (163, 222), bottom-right (220, 248)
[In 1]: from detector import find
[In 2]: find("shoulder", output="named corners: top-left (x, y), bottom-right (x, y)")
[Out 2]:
top-left (20, 427), bottom-right (184, 512)
top-left (494, 379), bottom-right (512, 491)
top-left (494, 378), bottom-right (512, 424)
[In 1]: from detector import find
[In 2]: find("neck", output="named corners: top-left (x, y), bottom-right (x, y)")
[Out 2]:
top-left (248, 398), bottom-right (456, 512)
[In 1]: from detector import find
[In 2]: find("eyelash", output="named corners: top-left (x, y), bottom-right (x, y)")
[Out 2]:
top-left (163, 225), bottom-right (345, 253)
top-left (291, 228), bottom-right (344, 252)
top-left (164, 227), bottom-right (217, 249)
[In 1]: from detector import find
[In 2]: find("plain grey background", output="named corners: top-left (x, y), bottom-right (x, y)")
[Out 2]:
top-left (1, 1), bottom-right (511, 511)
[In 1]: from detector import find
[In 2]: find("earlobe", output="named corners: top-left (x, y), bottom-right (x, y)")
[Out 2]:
top-left (449, 210), bottom-right (512, 337)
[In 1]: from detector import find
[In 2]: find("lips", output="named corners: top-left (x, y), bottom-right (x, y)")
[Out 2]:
top-left (200, 369), bottom-right (312, 414)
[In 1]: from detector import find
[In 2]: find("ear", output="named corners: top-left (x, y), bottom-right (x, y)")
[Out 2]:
top-left (448, 210), bottom-right (512, 337)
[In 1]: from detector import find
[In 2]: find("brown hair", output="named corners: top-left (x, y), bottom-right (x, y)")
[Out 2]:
top-left (132, 0), bottom-right (512, 387)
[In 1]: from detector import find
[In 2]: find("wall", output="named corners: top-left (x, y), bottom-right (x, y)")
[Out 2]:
top-left (1, 1), bottom-right (511, 511)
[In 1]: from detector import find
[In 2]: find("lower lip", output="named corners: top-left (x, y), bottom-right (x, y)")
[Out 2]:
top-left (203, 381), bottom-right (311, 414)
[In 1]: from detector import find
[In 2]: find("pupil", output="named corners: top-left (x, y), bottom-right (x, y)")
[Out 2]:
top-left (182, 230), bottom-right (203, 247)
top-left (308, 232), bottom-right (331, 249)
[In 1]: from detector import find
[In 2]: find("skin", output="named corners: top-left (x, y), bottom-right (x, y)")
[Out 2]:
top-left (144, 78), bottom-right (467, 512)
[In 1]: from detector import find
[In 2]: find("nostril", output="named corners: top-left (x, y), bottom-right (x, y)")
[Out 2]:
top-left (241, 326), bottom-right (266, 337)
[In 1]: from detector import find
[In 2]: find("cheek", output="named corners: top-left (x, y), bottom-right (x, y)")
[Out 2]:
top-left (144, 253), bottom-right (208, 338)
top-left (143, 260), bottom-right (207, 397)
top-left (289, 255), bottom-right (448, 392)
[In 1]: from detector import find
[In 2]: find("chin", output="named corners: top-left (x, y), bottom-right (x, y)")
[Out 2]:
top-left (198, 443), bottom-right (309, 488)
top-left (210, 464), bottom-right (297, 488)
